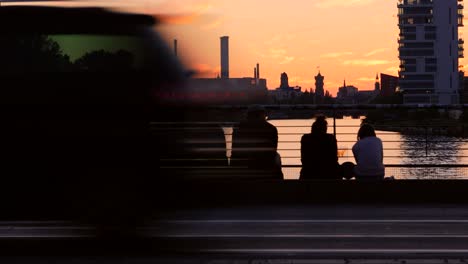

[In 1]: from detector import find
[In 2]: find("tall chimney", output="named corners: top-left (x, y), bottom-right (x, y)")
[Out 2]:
top-left (254, 68), bottom-right (257, 79)
top-left (256, 63), bottom-right (260, 79)
top-left (220, 36), bottom-right (229, 79)
top-left (174, 39), bottom-right (178, 57)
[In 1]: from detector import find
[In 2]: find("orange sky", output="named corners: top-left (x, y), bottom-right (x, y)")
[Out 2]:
top-left (151, 0), bottom-right (468, 95)
top-left (9, 0), bottom-right (468, 96)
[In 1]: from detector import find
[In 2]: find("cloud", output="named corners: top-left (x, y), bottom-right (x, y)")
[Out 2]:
top-left (252, 47), bottom-right (286, 59)
top-left (289, 77), bottom-right (315, 86)
top-left (315, 0), bottom-right (376, 8)
top-left (269, 48), bottom-right (287, 58)
top-left (385, 66), bottom-right (400, 75)
top-left (257, 47), bottom-right (295, 65)
top-left (320, 52), bottom-right (353, 58)
top-left (155, 1), bottom-right (215, 14)
top-left (364, 48), bottom-right (388, 57)
top-left (357, 77), bottom-right (377, 82)
top-left (326, 82), bottom-right (342, 88)
top-left (158, 14), bottom-right (199, 24)
top-left (265, 34), bottom-right (297, 45)
top-left (279, 56), bottom-right (295, 65)
top-left (153, 2), bottom-right (216, 25)
top-left (202, 18), bottom-right (224, 30)
top-left (342, 59), bottom-right (392, 66)
top-left (191, 63), bottom-right (220, 77)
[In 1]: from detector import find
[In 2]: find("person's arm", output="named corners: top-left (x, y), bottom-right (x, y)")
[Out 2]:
top-left (380, 138), bottom-right (384, 164)
top-left (333, 136), bottom-right (338, 163)
top-left (301, 135), bottom-right (306, 165)
top-left (272, 126), bottom-right (279, 151)
top-left (352, 143), bottom-right (359, 164)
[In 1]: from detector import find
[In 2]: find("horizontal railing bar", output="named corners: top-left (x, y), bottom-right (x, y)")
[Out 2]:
top-left (229, 148), bottom-right (429, 150)
top-left (152, 125), bottom-right (468, 130)
top-left (282, 164), bottom-right (468, 168)
top-left (224, 141), bottom-right (468, 144)
top-left (276, 125), bottom-right (466, 128)
top-left (272, 133), bottom-right (407, 135)
top-left (279, 139), bottom-right (467, 142)
top-left (152, 124), bottom-right (468, 128)
top-left (159, 164), bottom-right (468, 168)
top-left (272, 148), bottom-right (466, 151)
top-left (278, 134), bottom-right (460, 137)
top-left (281, 156), bottom-right (468, 158)
top-left (203, 104), bottom-right (468, 110)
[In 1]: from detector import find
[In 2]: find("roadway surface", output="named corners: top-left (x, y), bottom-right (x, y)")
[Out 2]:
top-left (1, 204), bottom-right (468, 263)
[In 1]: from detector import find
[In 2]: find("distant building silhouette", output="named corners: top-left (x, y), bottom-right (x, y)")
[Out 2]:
top-left (256, 63), bottom-right (260, 84)
top-left (315, 71), bottom-right (325, 104)
top-left (270, 72), bottom-right (302, 102)
top-left (374, 73), bottom-right (381, 92)
top-left (380, 73), bottom-right (399, 97)
top-left (187, 77), bottom-right (268, 105)
top-left (337, 80), bottom-right (358, 104)
top-left (253, 63), bottom-right (261, 86)
top-left (398, 0), bottom-right (463, 104)
top-left (280, 72), bottom-right (290, 89)
top-left (358, 90), bottom-right (379, 103)
top-left (337, 79), bottom-right (378, 104)
top-left (185, 38), bottom-right (268, 104)
top-left (220, 36), bottom-right (229, 79)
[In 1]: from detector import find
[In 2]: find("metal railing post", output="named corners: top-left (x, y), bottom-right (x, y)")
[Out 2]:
top-left (333, 109), bottom-right (337, 137)
top-left (425, 126), bottom-right (428, 157)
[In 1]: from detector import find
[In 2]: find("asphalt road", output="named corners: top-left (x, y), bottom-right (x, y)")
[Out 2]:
top-left (1, 204), bottom-right (468, 262)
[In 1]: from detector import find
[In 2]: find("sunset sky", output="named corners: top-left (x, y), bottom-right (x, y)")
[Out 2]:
top-left (155, 0), bottom-right (403, 95)
top-left (152, 0), bottom-right (468, 95)
top-left (7, 0), bottom-right (468, 96)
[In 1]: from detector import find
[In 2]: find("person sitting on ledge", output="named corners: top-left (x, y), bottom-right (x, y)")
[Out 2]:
top-left (300, 116), bottom-right (341, 180)
top-left (352, 124), bottom-right (385, 181)
top-left (231, 105), bottom-right (283, 179)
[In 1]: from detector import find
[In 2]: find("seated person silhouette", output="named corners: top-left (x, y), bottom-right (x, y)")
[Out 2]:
top-left (231, 105), bottom-right (283, 179)
top-left (300, 116), bottom-right (341, 180)
top-left (352, 124), bottom-right (385, 181)
top-left (156, 113), bottom-right (228, 180)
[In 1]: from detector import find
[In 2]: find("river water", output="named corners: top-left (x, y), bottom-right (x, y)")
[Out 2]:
top-left (267, 118), bottom-right (468, 180)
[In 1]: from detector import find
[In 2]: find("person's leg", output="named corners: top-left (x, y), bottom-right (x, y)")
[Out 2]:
top-left (341, 162), bottom-right (355, 180)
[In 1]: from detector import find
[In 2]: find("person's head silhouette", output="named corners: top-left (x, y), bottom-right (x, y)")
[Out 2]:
top-left (247, 105), bottom-right (266, 121)
top-left (357, 124), bottom-right (376, 140)
top-left (312, 116), bottom-right (327, 134)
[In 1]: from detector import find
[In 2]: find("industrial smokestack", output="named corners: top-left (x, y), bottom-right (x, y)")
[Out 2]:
top-left (256, 63), bottom-right (260, 79)
top-left (220, 36), bottom-right (229, 79)
top-left (254, 68), bottom-right (257, 79)
top-left (174, 39), bottom-right (178, 57)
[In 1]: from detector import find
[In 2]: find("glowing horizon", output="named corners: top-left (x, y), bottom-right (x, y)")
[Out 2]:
top-left (153, 0), bottom-right (467, 96)
top-left (8, 0), bottom-right (468, 96)
top-left (154, 0), bottom-right (400, 96)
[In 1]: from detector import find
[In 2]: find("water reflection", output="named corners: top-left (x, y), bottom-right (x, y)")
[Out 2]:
top-left (400, 135), bottom-right (462, 164)
top-left (398, 135), bottom-right (466, 179)
top-left (267, 118), bottom-right (468, 180)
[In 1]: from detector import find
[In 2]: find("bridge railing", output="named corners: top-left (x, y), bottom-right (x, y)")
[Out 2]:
top-left (154, 104), bottom-right (468, 180)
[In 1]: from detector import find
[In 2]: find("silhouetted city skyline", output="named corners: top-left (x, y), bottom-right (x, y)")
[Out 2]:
top-left (6, 0), bottom-right (467, 97)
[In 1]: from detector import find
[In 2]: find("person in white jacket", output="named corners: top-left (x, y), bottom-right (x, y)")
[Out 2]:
top-left (352, 124), bottom-right (385, 180)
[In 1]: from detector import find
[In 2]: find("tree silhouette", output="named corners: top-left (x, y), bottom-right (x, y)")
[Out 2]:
top-left (1, 35), bottom-right (72, 72)
top-left (74, 49), bottom-right (134, 72)
top-left (323, 90), bottom-right (335, 104)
